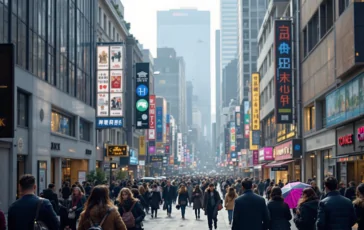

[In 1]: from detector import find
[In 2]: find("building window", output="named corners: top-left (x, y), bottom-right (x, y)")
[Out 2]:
top-left (304, 106), bottom-right (315, 132)
top-left (17, 92), bottom-right (29, 127)
top-left (103, 14), bottom-right (107, 31)
top-left (98, 7), bottom-right (101, 24)
top-left (320, 0), bottom-right (334, 38)
top-left (51, 111), bottom-right (75, 136)
top-left (339, 0), bottom-right (350, 16)
top-left (79, 119), bottom-right (91, 142)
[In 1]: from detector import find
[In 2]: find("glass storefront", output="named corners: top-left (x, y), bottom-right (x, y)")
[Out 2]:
top-left (322, 149), bottom-right (335, 178)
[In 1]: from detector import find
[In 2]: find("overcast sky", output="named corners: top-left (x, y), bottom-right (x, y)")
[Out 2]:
top-left (122, 0), bottom-right (220, 119)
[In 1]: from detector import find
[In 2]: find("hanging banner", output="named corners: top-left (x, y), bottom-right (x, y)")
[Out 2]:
top-left (109, 46), bottom-right (123, 69)
top-left (139, 136), bottom-right (146, 156)
top-left (156, 107), bottom-right (163, 141)
top-left (251, 73), bottom-right (260, 130)
top-left (230, 122), bottom-right (236, 152)
top-left (135, 63), bottom-right (150, 129)
top-left (225, 128), bottom-right (230, 154)
top-left (244, 100), bottom-right (250, 138)
top-left (109, 70), bottom-right (123, 93)
top-left (274, 20), bottom-right (293, 123)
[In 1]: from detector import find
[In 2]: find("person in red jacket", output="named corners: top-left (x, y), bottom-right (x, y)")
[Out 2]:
top-left (0, 209), bottom-right (5, 230)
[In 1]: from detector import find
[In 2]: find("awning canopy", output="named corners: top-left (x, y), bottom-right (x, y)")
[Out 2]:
top-left (264, 160), bottom-right (295, 168)
top-left (253, 163), bottom-right (267, 169)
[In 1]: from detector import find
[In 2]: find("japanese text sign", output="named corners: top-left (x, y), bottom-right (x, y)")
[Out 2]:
top-left (274, 20), bottom-right (293, 124)
top-left (251, 73), bottom-right (260, 130)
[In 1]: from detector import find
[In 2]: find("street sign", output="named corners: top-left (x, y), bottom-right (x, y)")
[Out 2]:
top-left (107, 145), bottom-right (128, 157)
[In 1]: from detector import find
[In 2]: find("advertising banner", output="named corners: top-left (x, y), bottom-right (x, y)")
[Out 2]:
top-left (177, 133), bottom-right (183, 157)
top-left (107, 145), bottom-right (128, 157)
top-left (230, 122), bottom-right (236, 152)
top-left (129, 149), bottom-right (139, 165)
top-left (110, 93), bottom-right (123, 116)
top-left (149, 95), bottom-right (156, 129)
top-left (96, 118), bottom-right (123, 128)
top-left (156, 107), bottom-right (163, 141)
top-left (109, 46), bottom-right (123, 69)
top-left (259, 147), bottom-right (274, 161)
top-left (274, 20), bottom-right (293, 123)
top-left (249, 131), bottom-right (258, 150)
top-left (97, 93), bottom-right (109, 117)
top-left (110, 70), bottom-right (123, 93)
top-left (225, 128), bottom-right (230, 154)
top-left (244, 100), bottom-right (250, 138)
top-left (251, 73), bottom-right (260, 130)
top-left (139, 136), bottom-right (146, 156)
top-left (149, 155), bottom-right (163, 163)
top-left (253, 150), bottom-right (259, 165)
top-left (148, 141), bottom-right (155, 154)
top-left (135, 63), bottom-right (150, 129)
top-left (97, 46), bottom-right (109, 69)
top-left (97, 71), bottom-right (109, 93)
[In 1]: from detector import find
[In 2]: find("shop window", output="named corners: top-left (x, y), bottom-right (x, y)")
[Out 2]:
top-left (17, 91), bottom-right (29, 127)
top-left (304, 106), bottom-right (315, 132)
top-left (79, 119), bottom-right (91, 142)
top-left (51, 110), bottom-right (75, 136)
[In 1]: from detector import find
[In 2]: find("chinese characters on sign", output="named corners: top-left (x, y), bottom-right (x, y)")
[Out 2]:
top-left (251, 73), bottom-right (260, 130)
top-left (274, 20), bottom-right (293, 123)
top-left (156, 107), bottom-right (163, 142)
top-left (96, 118), bottom-right (123, 128)
top-left (230, 122), bottom-right (236, 152)
top-left (148, 95), bottom-right (156, 140)
top-left (107, 145), bottom-right (128, 157)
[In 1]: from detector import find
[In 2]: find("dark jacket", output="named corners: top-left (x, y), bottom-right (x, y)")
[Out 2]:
top-left (42, 188), bottom-right (59, 214)
top-left (178, 192), bottom-right (189, 206)
top-left (203, 189), bottom-right (222, 218)
top-left (8, 194), bottom-right (60, 230)
top-left (316, 190), bottom-right (356, 230)
top-left (232, 190), bottom-right (269, 230)
top-left (192, 189), bottom-right (203, 209)
top-left (344, 186), bottom-right (356, 201)
top-left (354, 198), bottom-right (364, 230)
top-left (0, 210), bottom-right (5, 230)
top-left (62, 186), bottom-right (72, 199)
top-left (149, 191), bottom-right (162, 210)
top-left (294, 199), bottom-right (319, 230)
top-left (162, 185), bottom-right (175, 201)
top-left (117, 200), bottom-right (146, 230)
top-left (267, 198), bottom-right (292, 230)
top-left (339, 187), bottom-right (346, 196)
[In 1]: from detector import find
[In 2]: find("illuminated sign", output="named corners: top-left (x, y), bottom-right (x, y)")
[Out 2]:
top-left (244, 100), bottom-right (250, 138)
top-left (251, 73), bottom-right (260, 130)
top-left (149, 95), bottom-right (156, 140)
top-left (358, 126), bottom-right (364, 141)
top-left (135, 63), bottom-right (150, 129)
top-left (276, 126), bottom-right (296, 143)
top-left (339, 134), bottom-right (354, 146)
top-left (149, 155), bottom-right (163, 163)
top-left (230, 122), bottom-right (236, 151)
top-left (274, 20), bottom-right (293, 123)
top-left (107, 145), bottom-right (128, 157)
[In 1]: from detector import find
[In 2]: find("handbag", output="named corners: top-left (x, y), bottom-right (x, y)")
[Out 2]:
top-left (217, 203), bottom-right (223, 211)
top-left (176, 204), bottom-right (180, 210)
top-left (68, 210), bottom-right (76, 219)
top-left (163, 202), bottom-right (167, 210)
top-left (34, 199), bottom-right (49, 230)
top-left (180, 201), bottom-right (187, 206)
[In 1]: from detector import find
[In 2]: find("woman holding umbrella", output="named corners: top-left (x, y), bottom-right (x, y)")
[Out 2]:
top-left (293, 188), bottom-right (319, 230)
top-left (267, 186), bottom-right (292, 230)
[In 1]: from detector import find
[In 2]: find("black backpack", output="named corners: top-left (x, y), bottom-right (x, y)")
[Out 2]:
top-left (34, 199), bottom-right (49, 230)
top-left (88, 208), bottom-right (113, 230)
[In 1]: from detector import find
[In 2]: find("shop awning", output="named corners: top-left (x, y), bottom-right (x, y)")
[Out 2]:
top-left (253, 164), bottom-right (267, 169)
top-left (264, 160), bottom-right (295, 168)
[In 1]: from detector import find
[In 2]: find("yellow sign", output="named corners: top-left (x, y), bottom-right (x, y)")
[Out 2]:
top-left (107, 145), bottom-right (128, 157)
top-left (251, 73), bottom-right (260, 131)
top-left (139, 136), bottom-right (146, 155)
top-left (249, 131), bottom-right (258, 150)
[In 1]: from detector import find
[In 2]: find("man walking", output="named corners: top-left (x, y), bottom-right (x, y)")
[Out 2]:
top-left (232, 178), bottom-right (269, 230)
top-left (163, 180), bottom-right (175, 217)
top-left (316, 177), bottom-right (356, 230)
top-left (8, 174), bottom-right (60, 230)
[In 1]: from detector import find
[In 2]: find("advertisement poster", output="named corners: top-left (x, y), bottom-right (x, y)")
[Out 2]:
top-left (109, 46), bottom-right (123, 69)
top-left (230, 122), bottom-right (236, 151)
top-left (38, 169), bottom-right (46, 194)
top-left (97, 71), bottom-right (109, 93)
top-left (97, 46), bottom-right (109, 69)
top-left (251, 73), bottom-right (260, 130)
top-left (109, 93), bottom-right (122, 116)
top-left (110, 71), bottom-right (122, 93)
top-left (78, 171), bottom-right (86, 183)
top-left (97, 93), bottom-right (109, 116)
top-left (156, 107), bottom-right (163, 141)
top-left (244, 100), bottom-right (250, 138)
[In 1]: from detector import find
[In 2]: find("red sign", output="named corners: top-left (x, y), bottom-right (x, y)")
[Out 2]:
top-left (149, 95), bottom-right (156, 140)
top-left (358, 126), bottom-right (364, 142)
top-left (253, 150), bottom-right (259, 165)
top-left (339, 134), bottom-right (353, 146)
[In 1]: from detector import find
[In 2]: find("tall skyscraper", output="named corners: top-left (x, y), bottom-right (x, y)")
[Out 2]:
top-left (237, 0), bottom-right (268, 103)
top-left (215, 30), bottom-right (221, 152)
top-left (220, 0), bottom-right (239, 69)
top-left (157, 9), bottom-right (211, 139)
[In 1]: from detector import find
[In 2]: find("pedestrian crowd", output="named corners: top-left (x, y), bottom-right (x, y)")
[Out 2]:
top-left (1, 174), bottom-right (364, 230)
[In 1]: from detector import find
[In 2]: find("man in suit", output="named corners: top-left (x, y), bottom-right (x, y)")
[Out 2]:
top-left (8, 174), bottom-right (60, 230)
top-left (162, 180), bottom-right (175, 217)
top-left (232, 178), bottom-right (270, 230)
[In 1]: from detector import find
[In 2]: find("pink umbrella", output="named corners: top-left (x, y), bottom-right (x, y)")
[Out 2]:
top-left (282, 182), bottom-right (311, 209)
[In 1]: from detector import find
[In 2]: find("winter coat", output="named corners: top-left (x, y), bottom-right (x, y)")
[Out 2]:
top-left (354, 198), bottom-right (364, 230)
top-left (77, 205), bottom-right (127, 230)
top-left (141, 191), bottom-right (150, 207)
top-left (267, 198), bottom-right (292, 230)
top-left (344, 186), bottom-right (356, 201)
top-left (117, 200), bottom-right (146, 230)
top-left (316, 191), bottom-right (356, 230)
top-left (224, 194), bottom-right (237, 210)
top-left (187, 185), bottom-right (193, 200)
top-left (149, 191), bottom-right (162, 210)
top-left (192, 190), bottom-right (203, 209)
top-left (293, 199), bottom-right (319, 230)
top-left (312, 187), bottom-right (322, 198)
top-left (203, 189), bottom-right (222, 218)
top-left (178, 192), bottom-right (189, 206)
top-left (0, 209), bottom-right (5, 230)
top-left (42, 188), bottom-right (59, 214)
top-left (162, 186), bottom-right (175, 201)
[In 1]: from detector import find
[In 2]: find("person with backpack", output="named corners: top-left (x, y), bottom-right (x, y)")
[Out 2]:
top-left (7, 174), bottom-right (60, 230)
top-left (77, 185), bottom-right (126, 230)
top-left (116, 188), bottom-right (145, 230)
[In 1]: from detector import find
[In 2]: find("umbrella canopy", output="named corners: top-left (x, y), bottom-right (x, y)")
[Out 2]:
top-left (282, 182), bottom-right (311, 209)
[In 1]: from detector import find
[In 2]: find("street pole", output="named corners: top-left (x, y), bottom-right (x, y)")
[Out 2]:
top-left (109, 157), bottom-right (113, 185)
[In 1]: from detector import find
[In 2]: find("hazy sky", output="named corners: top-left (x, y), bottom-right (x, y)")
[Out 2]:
top-left (122, 0), bottom-right (220, 119)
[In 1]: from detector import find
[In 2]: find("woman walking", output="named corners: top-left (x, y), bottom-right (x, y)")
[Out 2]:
top-left (203, 183), bottom-right (222, 230)
top-left (267, 186), bottom-right (292, 230)
top-left (77, 185), bottom-right (126, 230)
top-left (67, 187), bottom-right (86, 230)
top-left (354, 183), bottom-right (364, 230)
top-left (116, 188), bottom-right (146, 230)
top-left (293, 188), bottom-right (319, 230)
top-left (178, 184), bottom-right (189, 219)
top-left (192, 184), bottom-right (204, 220)
top-left (139, 185), bottom-right (150, 214)
top-left (224, 187), bottom-right (237, 225)
top-left (149, 184), bottom-right (162, 218)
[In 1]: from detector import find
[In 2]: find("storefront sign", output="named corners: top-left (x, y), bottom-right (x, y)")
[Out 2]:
top-left (148, 141), bottom-right (155, 154)
top-left (259, 147), bottom-right (274, 161)
top-left (177, 133), bottom-right (183, 157)
top-left (135, 63), bottom-right (150, 129)
top-left (277, 127), bottom-right (296, 143)
top-left (230, 122), bottom-right (236, 152)
top-left (96, 117), bottom-right (123, 128)
top-left (156, 107), bottom-right (163, 141)
top-left (357, 126), bottom-right (364, 141)
top-left (274, 139), bottom-right (302, 160)
top-left (129, 149), bottom-right (138, 165)
top-left (51, 142), bottom-right (60, 151)
top-left (337, 124), bottom-right (355, 155)
top-left (149, 155), bottom-right (163, 163)
top-left (249, 131), bottom-right (258, 150)
top-left (244, 100), bottom-right (250, 138)
top-left (107, 145), bottom-right (128, 157)
top-left (338, 134), bottom-right (353, 146)
top-left (271, 165), bottom-right (288, 171)
top-left (274, 20), bottom-right (293, 124)
top-left (251, 73), bottom-right (260, 130)
top-left (225, 128), bottom-right (230, 154)
top-left (149, 95), bottom-right (156, 140)
top-left (253, 150), bottom-right (259, 165)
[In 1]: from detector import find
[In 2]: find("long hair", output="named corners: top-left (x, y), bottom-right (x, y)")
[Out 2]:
top-left (117, 188), bottom-right (137, 205)
top-left (270, 186), bottom-right (283, 201)
top-left (297, 188), bottom-right (318, 208)
top-left (354, 183), bottom-right (364, 207)
top-left (139, 185), bottom-right (146, 195)
top-left (179, 184), bottom-right (187, 194)
top-left (227, 187), bottom-right (237, 199)
top-left (83, 185), bottom-right (114, 219)
top-left (193, 185), bottom-right (201, 193)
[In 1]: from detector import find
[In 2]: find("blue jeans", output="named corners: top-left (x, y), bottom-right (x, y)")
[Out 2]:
top-left (165, 200), bottom-right (172, 214)
top-left (181, 205), bottom-right (186, 217)
top-left (227, 210), bottom-right (233, 223)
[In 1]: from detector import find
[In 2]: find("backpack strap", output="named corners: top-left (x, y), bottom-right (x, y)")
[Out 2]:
top-left (121, 201), bottom-right (136, 213)
top-left (35, 199), bottom-right (43, 221)
top-left (99, 208), bottom-right (113, 226)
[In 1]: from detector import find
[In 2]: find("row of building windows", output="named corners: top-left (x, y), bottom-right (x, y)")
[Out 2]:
top-left (98, 6), bottom-right (122, 42)
top-left (258, 45), bottom-right (274, 79)
top-left (260, 79), bottom-right (274, 108)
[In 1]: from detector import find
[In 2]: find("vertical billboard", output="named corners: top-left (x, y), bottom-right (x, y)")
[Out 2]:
top-left (224, 128), bottom-right (230, 154)
top-left (177, 133), bottom-right (183, 158)
top-left (96, 43), bottom-right (124, 129)
top-left (139, 136), bottom-right (146, 156)
top-left (244, 100), bottom-right (250, 138)
top-left (230, 122), bottom-right (236, 152)
top-left (135, 63), bottom-right (150, 129)
top-left (0, 44), bottom-right (14, 138)
top-left (156, 107), bottom-right (163, 141)
top-left (274, 20), bottom-right (293, 123)
top-left (148, 95), bottom-right (156, 140)
top-left (251, 73), bottom-right (260, 130)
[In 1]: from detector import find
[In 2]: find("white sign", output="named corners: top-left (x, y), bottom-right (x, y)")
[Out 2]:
top-left (110, 70), bottom-right (123, 93)
top-left (110, 46), bottom-right (123, 69)
top-left (177, 133), bottom-right (183, 157)
top-left (97, 71), bottom-right (109, 93)
top-left (139, 160), bottom-right (145, 166)
top-left (97, 93), bottom-right (109, 116)
top-left (110, 93), bottom-right (123, 116)
top-left (97, 46), bottom-right (109, 69)
top-left (18, 138), bottom-right (24, 153)
top-left (78, 171), bottom-right (86, 183)
top-left (148, 129), bottom-right (155, 140)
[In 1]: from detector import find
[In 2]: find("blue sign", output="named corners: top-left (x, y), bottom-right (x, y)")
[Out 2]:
top-left (156, 107), bottom-right (163, 142)
top-left (231, 152), bottom-right (237, 158)
top-left (96, 117), bottom-right (123, 128)
top-left (129, 149), bottom-right (138, 165)
top-left (136, 84), bottom-right (148, 97)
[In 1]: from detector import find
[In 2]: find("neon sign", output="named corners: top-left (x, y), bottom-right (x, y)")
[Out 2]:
top-left (358, 126), bottom-right (364, 142)
top-left (338, 134), bottom-right (353, 146)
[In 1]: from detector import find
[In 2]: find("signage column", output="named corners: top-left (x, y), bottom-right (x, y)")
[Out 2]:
top-left (135, 63), bottom-right (150, 129)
